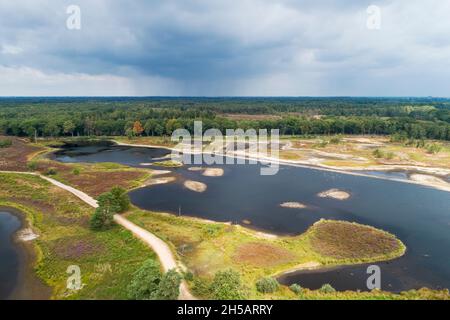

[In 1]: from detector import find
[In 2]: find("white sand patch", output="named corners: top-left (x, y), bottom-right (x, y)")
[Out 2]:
top-left (281, 261), bottom-right (322, 274)
top-left (17, 228), bottom-right (39, 242)
top-left (280, 202), bottom-right (307, 209)
top-left (146, 176), bottom-right (176, 186)
top-left (150, 170), bottom-right (172, 176)
top-left (184, 180), bottom-right (207, 193)
top-left (188, 167), bottom-right (204, 172)
top-left (203, 168), bottom-right (224, 177)
top-left (410, 174), bottom-right (449, 187)
top-left (318, 189), bottom-right (351, 200)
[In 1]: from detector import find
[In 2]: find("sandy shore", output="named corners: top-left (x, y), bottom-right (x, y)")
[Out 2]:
top-left (184, 180), bottom-right (207, 193)
top-left (145, 176), bottom-right (176, 186)
top-left (317, 189), bottom-right (351, 200)
top-left (1, 207), bottom-right (52, 300)
top-left (276, 261), bottom-right (322, 275)
top-left (150, 170), bottom-right (172, 176)
top-left (409, 174), bottom-right (449, 186)
top-left (16, 228), bottom-right (39, 242)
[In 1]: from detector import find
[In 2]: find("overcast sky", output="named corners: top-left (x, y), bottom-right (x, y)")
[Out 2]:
top-left (1, 0), bottom-right (450, 96)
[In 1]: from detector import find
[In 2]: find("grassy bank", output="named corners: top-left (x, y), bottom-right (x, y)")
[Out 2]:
top-left (124, 208), bottom-right (427, 299)
top-left (0, 173), bottom-right (157, 299)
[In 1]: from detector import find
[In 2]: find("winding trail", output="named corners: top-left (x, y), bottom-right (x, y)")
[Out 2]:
top-left (0, 170), bottom-right (195, 300)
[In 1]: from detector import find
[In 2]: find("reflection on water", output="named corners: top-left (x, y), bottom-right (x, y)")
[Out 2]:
top-left (0, 211), bottom-right (21, 299)
top-left (53, 144), bottom-right (450, 292)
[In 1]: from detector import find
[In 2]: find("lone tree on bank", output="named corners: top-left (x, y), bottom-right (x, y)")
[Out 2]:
top-left (90, 186), bottom-right (130, 230)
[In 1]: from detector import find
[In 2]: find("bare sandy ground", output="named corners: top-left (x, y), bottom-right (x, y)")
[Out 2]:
top-left (409, 174), bottom-right (449, 186)
top-left (150, 170), bottom-right (172, 176)
top-left (277, 261), bottom-right (322, 275)
top-left (318, 189), bottom-right (351, 200)
top-left (184, 180), bottom-right (207, 192)
top-left (16, 228), bottom-right (39, 242)
top-left (280, 202), bottom-right (307, 209)
top-left (203, 168), bottom-right (224, 177)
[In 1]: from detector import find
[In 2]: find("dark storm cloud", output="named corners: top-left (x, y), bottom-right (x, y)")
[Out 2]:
top-left (1, 0), bottom-right (450, 96)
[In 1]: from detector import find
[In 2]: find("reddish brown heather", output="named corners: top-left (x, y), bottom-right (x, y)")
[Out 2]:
top-left (234, 242), bottom-right (295, 267)
top-left (0, 137), bottom-right (43, 171)
top-left (310, 221), bottom-right (401, 260)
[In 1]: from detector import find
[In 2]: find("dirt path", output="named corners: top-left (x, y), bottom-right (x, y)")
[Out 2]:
top-left (0, 170), bottom-right (195, 300)
top-left (113, 215), bottom-right (195, 300)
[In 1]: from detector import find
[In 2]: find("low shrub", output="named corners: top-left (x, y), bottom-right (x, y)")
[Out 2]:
top-left (289, 283), bottom-right (303, 295)
top-left (27, 161), bottom-right (38, 171)
top-left (256, 277), bottom-right (279, 294)
top-left (210, 269), bottom-right (246, 300)
top-left (45, 167), bottom-right (57, 176)
top-left (0, 139), bottom-right (12, 148)
top-left (319, 283), bottom-right (336, 294)
top-left (426, 143), bottom-right (442, 154)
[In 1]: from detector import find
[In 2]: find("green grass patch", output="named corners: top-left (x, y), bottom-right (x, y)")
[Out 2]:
top-left (0, 173), bottom-right (156, 299)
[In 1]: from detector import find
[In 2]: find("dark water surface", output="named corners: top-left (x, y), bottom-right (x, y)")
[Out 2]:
top-left (53, 144), bottom-right (450, 292)
top-left (0, 211), bottom-right (21, 299)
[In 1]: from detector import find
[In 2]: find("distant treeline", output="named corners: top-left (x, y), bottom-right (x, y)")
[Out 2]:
top-left (0, 97), bottom-right (449, 140)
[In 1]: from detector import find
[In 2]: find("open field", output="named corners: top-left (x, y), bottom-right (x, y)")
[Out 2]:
top-left (0, 173), bottom-right (156, 299)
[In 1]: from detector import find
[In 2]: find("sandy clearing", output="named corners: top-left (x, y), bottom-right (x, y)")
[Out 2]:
top-left (318, 189), bottom-right (351, 200)
top-left (203, 168), bottom-right (224, 177)
top-left (184, 180), bottom-right (207, 193)
top-left (280, 202), bottom-right (307, 209)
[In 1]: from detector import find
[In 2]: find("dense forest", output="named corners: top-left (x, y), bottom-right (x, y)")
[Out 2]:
top-left (1, 97), bottom-right (450, 140)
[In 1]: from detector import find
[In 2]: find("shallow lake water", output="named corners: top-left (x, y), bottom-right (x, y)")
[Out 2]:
top-left (0, 211), bottom-right (21, 299)
top-left (54, 143), bottom-right (450, 292)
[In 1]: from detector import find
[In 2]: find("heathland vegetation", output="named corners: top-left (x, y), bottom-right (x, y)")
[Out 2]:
top-left (1, 97), bottom-right (450, 300)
